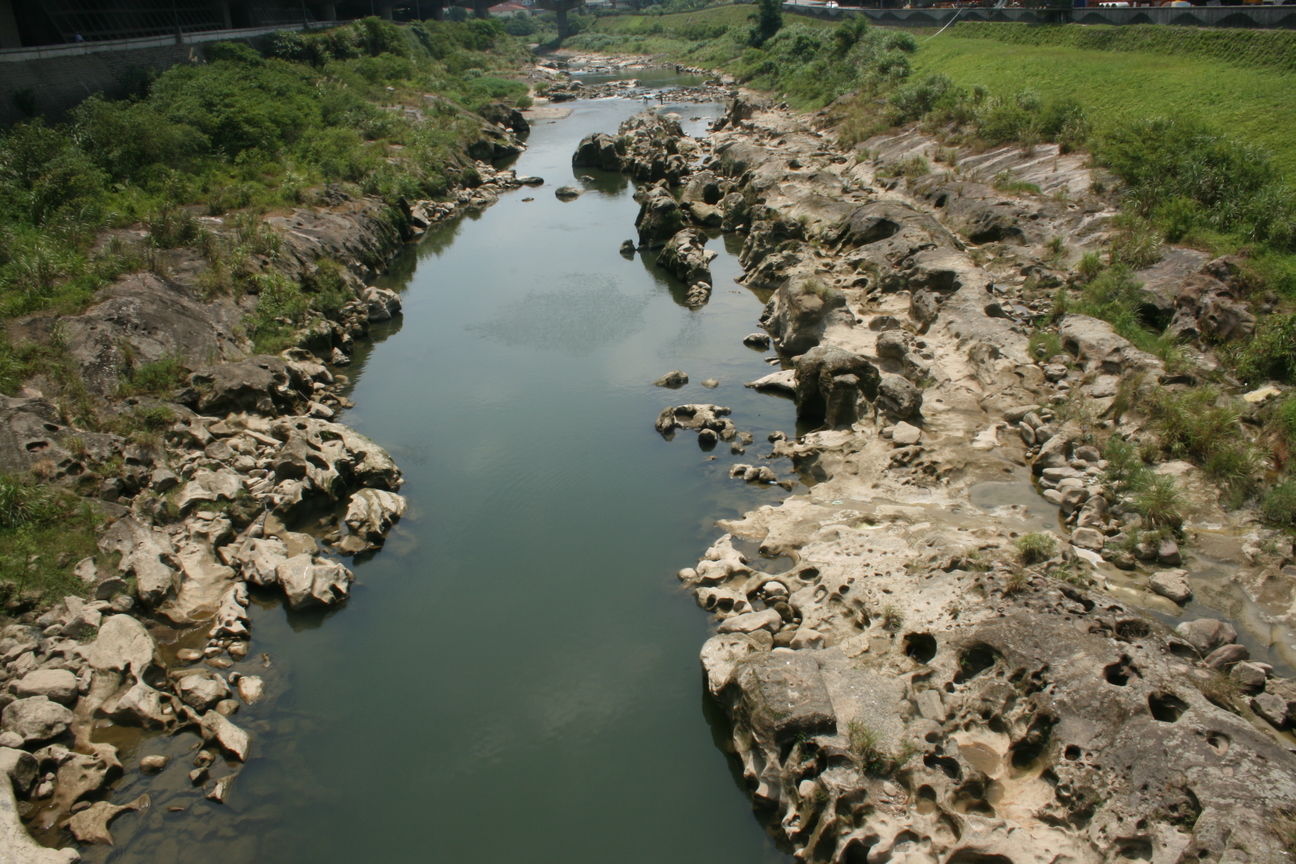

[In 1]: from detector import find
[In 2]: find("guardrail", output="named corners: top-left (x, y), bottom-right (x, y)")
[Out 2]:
top-left (785, 3), bottom-right (1296, 29)
top-left (0, 21), bottom-right (349, 63)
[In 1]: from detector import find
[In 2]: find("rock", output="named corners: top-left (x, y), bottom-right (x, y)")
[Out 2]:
top-left (572, 132), bottom-right (622, 171)
top-left (746, 370), bottom-right (795, 396)
top-left (0, 747), bottom-right (37, 795)
top-left (554, 185), bottom-right (582, 201)
top-left (657, 228), bottom-right (717, 287)
top-left (1058, 314), bottom-right (1163, 378)
top-left (236, 676), bottom-right (265, 706)
top-left (275, 555), bottom-right (354, 610)
top-left (794, 346), bottom-right (880, 428)
top-left (13, 669), bottom-right (78, 706)
top-left (619, 240), bottom-right (636, 256)
top-left (106, 682), bottom-right (170, 728)
top-left (97, 517), bottom-right (178, 607)
top-left (1003, 404), bottom-right (1041, 423)
top-left (79, 607), bottom-right (157, 676)
top-left (184, 355), bottom-right (314, 417)
top-left (1204, 643), bottom-right (1249, 669)
top-left (717, 609), bottom-right (783, 634)
top-left (1149, 569), bottom-right (1192, 604)
top-left (761, 277), bottom-right (845, 355)
top-left (909, 289), bottom-right (939, 329)
top-left (700, 378), bottom-right (719, 389)
top-left (0, 777), bottom-right (79, 863)
top-left (890, 422), bottom-right (921, 446)
top-left (743, 333), bottom-right (771, 349)
top-left (73, 558), bottom-right (97, 586)
top-left (1158, 539), bottom-right (1183, 565)
top-left (139, 755), bottom-right (170, 775)
top-left (174, 671), bottom-right (231, 712)
top-left (67, 795), bottom-right (146, 845)
top-left (653, 370), bottom-right (688, 388)
top-left (789, 628), bottom-right (825, 650)
top-left (227, 536), bottom-right (288, 587)
top-left (1070, 527), bottom-right (1105, 551)
top-left (1, 697), bottom-right (73, 745)
top-left (1253, 692), bottom-right (1288, 729)
top-left (877, 375), bottom-right (922, 419)
top-left (654, 404), bottom-right (736, 441)
top-left (343, 488), bottom-right (408, 543)
top-left (206, 774), bottom-right (234, 804)
top-left (634, 186), bottom-right (686, 248)
top-left (361, 286), bottom-right (401, 323)
top-left (1231, 662), bottom-right (1267, 691)
top-left (214, 699), bottom-right (239, 716)
top-left (875, 329), bottom-right (909, 361)
top-left (200, 711), bottom-right (250, 762)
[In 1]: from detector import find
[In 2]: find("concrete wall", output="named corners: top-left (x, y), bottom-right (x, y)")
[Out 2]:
top-left (786, 4), bottom-right (1296, 29)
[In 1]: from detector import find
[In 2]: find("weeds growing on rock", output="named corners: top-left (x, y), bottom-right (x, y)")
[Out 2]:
top-left (1133, 474), bottom-right (1187, 529)
top-left (1016, 531), bottom-right (1058, 566)
top-left (881, 604), bottom-right (904, 631)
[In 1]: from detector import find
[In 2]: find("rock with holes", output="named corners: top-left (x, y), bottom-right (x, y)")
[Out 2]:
top-left (760, 277), bottom-right (848, 356)
top-left (343, 488), bottom-right (408, 543)
top-left (793, 346), bottom-right (880, 428)
top-left (654, 404), bottom-right (736, 441)
top-left (275, 555), bottom-right (353, 610)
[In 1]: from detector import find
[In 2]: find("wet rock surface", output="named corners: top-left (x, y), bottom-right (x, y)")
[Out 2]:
top-left (583, 90), bottom-right (1296, 863)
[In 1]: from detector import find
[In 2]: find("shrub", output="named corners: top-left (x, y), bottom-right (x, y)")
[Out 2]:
top-left (1016, 532), bottom-right (1058, 565)
top-left (1261, 481), bottom-right (1296, 525)
top-left (1134, 474), bottom-right (1187, 529)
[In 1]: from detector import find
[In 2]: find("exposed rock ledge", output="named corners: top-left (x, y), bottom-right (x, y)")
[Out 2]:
top-left (590, 98), bottom-right (1296, 862)
top-left (0, 120), bottom-right (534, 853)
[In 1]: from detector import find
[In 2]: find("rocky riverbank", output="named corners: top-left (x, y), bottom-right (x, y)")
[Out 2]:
top-left (0, 105), bottom-right (536, 859)
top-left (578, 94), bottom-right (1296, 861)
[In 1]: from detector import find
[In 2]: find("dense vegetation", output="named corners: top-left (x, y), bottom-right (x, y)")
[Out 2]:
top-left (0, 17), bottom-right (528, 326)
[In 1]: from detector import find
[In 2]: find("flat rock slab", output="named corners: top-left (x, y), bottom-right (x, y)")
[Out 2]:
top-left (1150, 569), bottom-right (1192, 604)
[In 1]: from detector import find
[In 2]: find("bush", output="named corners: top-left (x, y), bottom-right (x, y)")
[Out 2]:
top-left (1134, 474), bottom-right (1186, 529)
top-left (1016, 532), bottom-right (1058, 565)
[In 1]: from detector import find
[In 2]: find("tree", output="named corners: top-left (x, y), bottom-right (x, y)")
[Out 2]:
top-left (748, 0), bottom-right (781, 47)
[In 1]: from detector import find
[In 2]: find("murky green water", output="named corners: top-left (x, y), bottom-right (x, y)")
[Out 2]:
top-left (88, 96), bottom-right (799, 862)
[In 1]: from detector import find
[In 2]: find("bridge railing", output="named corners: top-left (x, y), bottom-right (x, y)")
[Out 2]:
top-left (0, 20), bottom-right (352, 64)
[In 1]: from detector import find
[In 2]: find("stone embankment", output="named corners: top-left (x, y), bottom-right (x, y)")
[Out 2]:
top-left (579, 96), bottom-right (1296, 862)
top-left (0, 107), bottom-right (534, 859)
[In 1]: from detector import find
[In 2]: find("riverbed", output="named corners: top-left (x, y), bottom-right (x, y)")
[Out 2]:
top-left (85, 93), bottom-right (799, 862)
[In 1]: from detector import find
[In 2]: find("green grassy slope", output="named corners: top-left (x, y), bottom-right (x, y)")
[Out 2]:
top-left (913, 27), bottom-right (1296, 176)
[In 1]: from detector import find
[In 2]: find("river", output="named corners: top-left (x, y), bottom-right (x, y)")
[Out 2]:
top-left (86, 88), bottom-right (798, 862)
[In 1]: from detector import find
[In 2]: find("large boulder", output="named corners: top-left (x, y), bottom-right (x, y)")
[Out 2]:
top-left (362, 286), bottom-right (402, 323)
top-left (184, 356), bottom-right (314, 417)
top-left (13, 669), bottom-right (78, 706)
top-left (1, 697), bottom-right (73, 745)
top-left (275, 554), bottom-right (354, 610)
top-left (794, 345), bottom-right (881, 427)
top-left (656, 229), bottom-right (717, 287)
top-left (344, 488), bottom-right (409, 543)
top-left (634, 186), bottom-right (686, 249)
top-left (1058, 315), bottom-right (1164, 378)
top-left (760, 279), bottom-right (849, 356)
top-left (572, 132), bottom-right (623, 171)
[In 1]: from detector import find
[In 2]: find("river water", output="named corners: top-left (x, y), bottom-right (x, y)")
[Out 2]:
top-left (86, 92), bottom-right (799, 862)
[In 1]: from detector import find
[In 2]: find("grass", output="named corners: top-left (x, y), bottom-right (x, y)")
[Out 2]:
top-left (912, 25), bottom-right (1296, 178)
top-left (846, 719), bottom-right (911, 777)
top-left (0, 474), bottom-right (100, 607)
top-left (1016, 532), bottom-right (1057, 566)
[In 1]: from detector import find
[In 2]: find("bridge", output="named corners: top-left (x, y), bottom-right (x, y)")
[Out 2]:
top-left (0, 0), bottom-right (585, 51)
